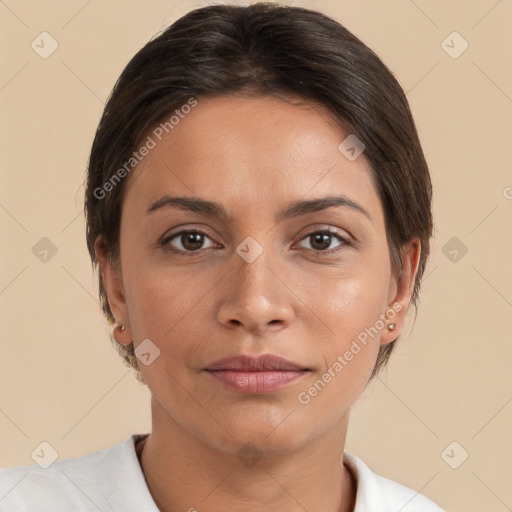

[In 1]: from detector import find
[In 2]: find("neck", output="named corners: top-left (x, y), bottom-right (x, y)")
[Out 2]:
top-left (138, 399), bottom-right (357, 512)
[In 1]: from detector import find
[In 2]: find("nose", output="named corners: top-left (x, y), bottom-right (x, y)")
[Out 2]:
top-left (217, 247), bottom-right (295, 335)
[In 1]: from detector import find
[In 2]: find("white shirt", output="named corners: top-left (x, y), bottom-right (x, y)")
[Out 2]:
top-left (0, 433), bottom-right (445, 511)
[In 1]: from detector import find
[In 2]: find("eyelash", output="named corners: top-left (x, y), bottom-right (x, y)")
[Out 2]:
top-left (158, 227), bottom-right (351, 257)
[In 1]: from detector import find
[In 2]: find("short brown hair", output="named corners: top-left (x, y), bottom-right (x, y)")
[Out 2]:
top-left (84, 2), bottom-right (433, 386)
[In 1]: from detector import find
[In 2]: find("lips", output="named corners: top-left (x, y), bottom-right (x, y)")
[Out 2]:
top-left (204, 354), bottom-right (309, 372)
top-left (203, 354), bottom-right (311, 393)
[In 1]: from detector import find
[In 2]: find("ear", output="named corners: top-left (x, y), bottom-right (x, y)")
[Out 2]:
top-left (94, 235), bottom-right (132, 345)
top-left (381, 238), bottom-right (421, 345)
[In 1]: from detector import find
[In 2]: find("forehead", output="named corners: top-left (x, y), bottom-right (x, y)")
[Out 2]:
top-left (122, 95), bottom-right (382, 222)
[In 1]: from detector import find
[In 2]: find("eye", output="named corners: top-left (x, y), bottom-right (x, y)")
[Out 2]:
top-left (158, 227), bottom-right (351, 257)
top-left (295, 228), bottom-right (351, 254)
top-left (160, 229), bottom-right (218, 255)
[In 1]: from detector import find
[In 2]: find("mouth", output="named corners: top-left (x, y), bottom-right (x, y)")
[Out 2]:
top-left (204, 353), bottom-right (310, 372)
top-left (203, 354), bottom-right (311, 393)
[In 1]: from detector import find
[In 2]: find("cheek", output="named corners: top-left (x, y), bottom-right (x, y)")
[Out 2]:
top-left (307, 263), bottom-right (390, 382)
top-left (308, 257), bottom-right (391, 341)
top-left (294, 288), bottom-right (384, 421)
top-left (123, 255), bottom-right (208, 349)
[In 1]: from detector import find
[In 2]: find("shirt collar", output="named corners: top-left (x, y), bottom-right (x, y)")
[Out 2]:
top-left (96, 433), bottom-right (159, 511)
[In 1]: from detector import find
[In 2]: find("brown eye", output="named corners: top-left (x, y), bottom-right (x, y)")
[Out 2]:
top-left (297, 228), bottom-right (350, 253)
top-left (161, 230), bottom-right (217, 255)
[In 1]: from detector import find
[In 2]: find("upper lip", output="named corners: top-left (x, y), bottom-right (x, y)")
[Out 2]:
top-left (204, 354), bottom-right (309, 371)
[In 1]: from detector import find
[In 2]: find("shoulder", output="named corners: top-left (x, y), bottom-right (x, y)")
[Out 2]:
top-left (0, 434), bottom-right (157, 512)
top-left (0, 445), bottom-right (112, 512)
top-left (344, 451), bottom-right (446, 512)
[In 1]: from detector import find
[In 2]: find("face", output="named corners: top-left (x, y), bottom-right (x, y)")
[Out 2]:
top-left (96, 94), bottom-right (419, 456)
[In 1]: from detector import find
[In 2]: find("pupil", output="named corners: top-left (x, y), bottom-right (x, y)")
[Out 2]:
top-left (312, 233), bottom-right (330, 250)
top-left (183, 232), bottom-right (203, 250)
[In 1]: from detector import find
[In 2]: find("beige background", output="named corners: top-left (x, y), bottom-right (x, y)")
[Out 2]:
top-left (1, 0), bottom-right (511, 510)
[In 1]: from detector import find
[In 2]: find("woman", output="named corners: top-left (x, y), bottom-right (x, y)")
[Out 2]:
top-left (0, 2), bottom-right (445, 511)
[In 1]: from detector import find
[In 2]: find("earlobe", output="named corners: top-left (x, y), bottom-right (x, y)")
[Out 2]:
top-left (113, 323), bottom-right (133, 346)
top-left (381, 239), bottom-right (421, 345)
top-left (94, 235), bottom-right (131, 339)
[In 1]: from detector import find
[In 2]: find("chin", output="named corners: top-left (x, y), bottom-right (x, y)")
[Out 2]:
top-left (212, 429), bottom-right (310, 460)
top-left (212, 413), bottom-right (313, 456)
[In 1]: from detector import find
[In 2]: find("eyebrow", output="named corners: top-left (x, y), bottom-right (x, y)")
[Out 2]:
top-left (146, 194), bottom-right (372, 222)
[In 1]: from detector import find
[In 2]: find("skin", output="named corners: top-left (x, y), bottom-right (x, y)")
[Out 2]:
top-left (95, 94), bottom-right (420, 512)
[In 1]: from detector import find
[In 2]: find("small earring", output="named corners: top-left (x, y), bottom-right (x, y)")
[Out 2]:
top-left (113, 323), bottom-right (130, 346)
top-left (388, 323), bottom-right (396, 331)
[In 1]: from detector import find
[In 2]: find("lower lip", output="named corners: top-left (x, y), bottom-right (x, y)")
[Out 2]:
top-left (204, 370), bottom-right (309, 393)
